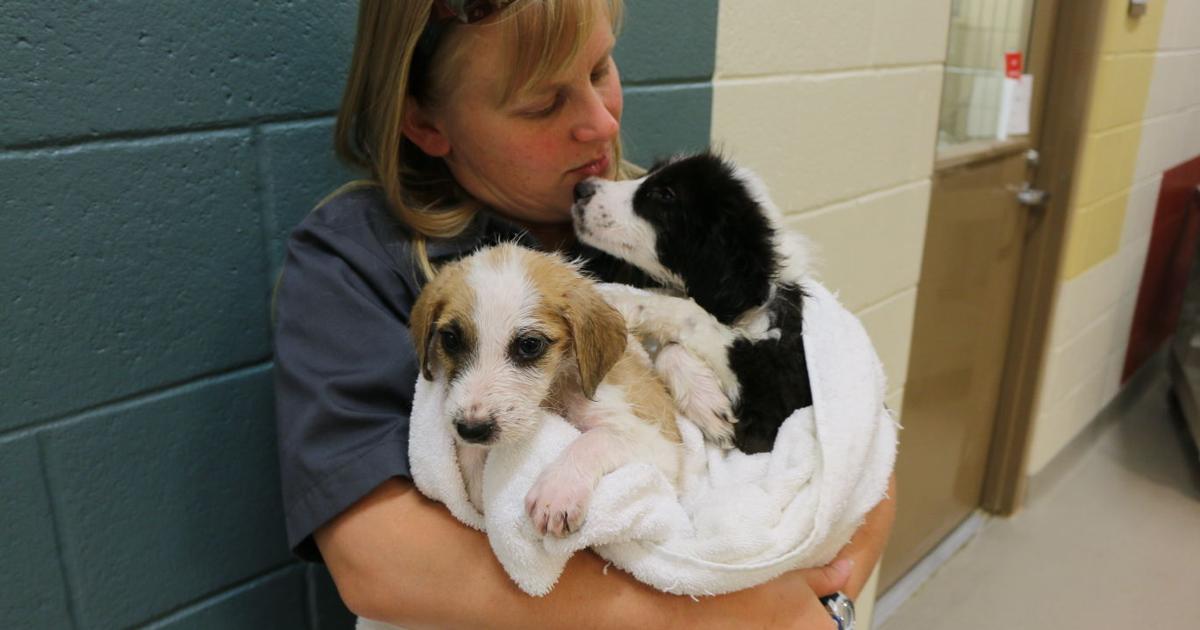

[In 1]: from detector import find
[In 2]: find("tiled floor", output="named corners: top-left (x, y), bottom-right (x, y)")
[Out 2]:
top-left (877, 365), bottom-right (1200, 630)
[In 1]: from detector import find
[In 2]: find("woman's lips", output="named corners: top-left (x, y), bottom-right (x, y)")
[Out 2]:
top-left (569, 153), bottom-right (610, 177)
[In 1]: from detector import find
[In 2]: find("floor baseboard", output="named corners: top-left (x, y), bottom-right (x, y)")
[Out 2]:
top-left (873, 511), bottom-right (988, 628)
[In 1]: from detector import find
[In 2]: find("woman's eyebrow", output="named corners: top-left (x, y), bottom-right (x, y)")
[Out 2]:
top-left (510, 42), bottom-right (616, 105)
top-left (541, 45), bottom-right (616, 91)
top-left (593, 44), bottom-right (615, 65)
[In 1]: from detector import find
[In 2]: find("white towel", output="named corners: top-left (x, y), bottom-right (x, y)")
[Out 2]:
top-left (406, 279), bottom-right (898, 597)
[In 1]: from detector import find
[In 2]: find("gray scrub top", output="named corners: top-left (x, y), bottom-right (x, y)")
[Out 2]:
top-left (272, 186), bottom-right (639, 561)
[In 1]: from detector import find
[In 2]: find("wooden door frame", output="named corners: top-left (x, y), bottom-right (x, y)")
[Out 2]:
top-left (981, 0), bottom-right (1105, 514)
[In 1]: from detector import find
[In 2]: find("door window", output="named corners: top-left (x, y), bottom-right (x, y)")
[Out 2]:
top-left (937, 0), bottom-right (1038, 152)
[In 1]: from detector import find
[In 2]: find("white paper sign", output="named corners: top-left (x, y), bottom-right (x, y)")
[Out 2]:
top-left (1008, 73), bottom-right (1033, 136)
top-left (997, 74), bottom-right (1033, 140)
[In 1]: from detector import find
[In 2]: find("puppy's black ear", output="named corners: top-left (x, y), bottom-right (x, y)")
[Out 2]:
top-left (410, 290), bottom-right (444, 381)
top-left (647, 153), bottom-right (689, 174)
top-left (564, 282), bottom-right (627, 399)
top-left (647, 156), bottom-right (673, 173)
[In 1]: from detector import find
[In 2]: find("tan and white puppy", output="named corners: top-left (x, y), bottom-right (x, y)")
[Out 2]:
top-left (410, 243), bottom-right (682, 537)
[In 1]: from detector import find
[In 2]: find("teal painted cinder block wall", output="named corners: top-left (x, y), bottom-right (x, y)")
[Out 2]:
top-left (617, 1), bottom-right (718, 164)
top-left (0, 2), bottom-right (716, 627)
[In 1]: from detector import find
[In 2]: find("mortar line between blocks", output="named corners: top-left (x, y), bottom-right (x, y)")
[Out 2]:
top-left (713, 62), bottom-right (942, 84)
top-left (35, 434), bottom-right (83, 630)
top-left (1, 112), bottom-right (336, 155)
top-left (134, 561), bottom-right (301, 629)
top-left (854, 284), bottom-right (917, 317)
top-left (250, 124), bottom-right (281, 315)
top-left (0, 360), bottom-right (273, 444)
top-left (622, 77), bottom-right (712, 88)
top-left (782, 177), bottom-right (932, 219)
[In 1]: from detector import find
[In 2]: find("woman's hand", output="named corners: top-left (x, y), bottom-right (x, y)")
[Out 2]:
top-left (799, 472), bottom-right (898, 599)
top-left (797, 558), bottom-right (855, 598)
top-left (677, 568), bottom-right (839, 630)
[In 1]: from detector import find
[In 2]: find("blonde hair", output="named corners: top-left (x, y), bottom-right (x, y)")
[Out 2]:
top-left (334, 0), bottom-right (638, 279)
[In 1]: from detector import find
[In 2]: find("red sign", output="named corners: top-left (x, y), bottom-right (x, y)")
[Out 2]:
top-left (1004, 52), bottom-right (1023, 79)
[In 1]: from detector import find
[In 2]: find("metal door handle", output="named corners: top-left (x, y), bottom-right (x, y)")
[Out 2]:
top-left (1015, 183), bottom-right (1049, 207)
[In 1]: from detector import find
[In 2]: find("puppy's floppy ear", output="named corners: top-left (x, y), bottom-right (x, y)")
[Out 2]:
top-left (647, 156), bottom-right (673, 173)
top-left (410, 285), bottom-right (444, 381)
top-left (564, 280), bottom-right (628, 399)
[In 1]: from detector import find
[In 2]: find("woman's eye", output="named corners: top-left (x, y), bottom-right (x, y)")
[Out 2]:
top-left (591, 61), bottom-right (610, 83)
top-left (523, 94), bottom-right (564, 118)
top-left (440, 329), bottom-right (462, 353)
top-left (514, 335), bottom-right (549, 361)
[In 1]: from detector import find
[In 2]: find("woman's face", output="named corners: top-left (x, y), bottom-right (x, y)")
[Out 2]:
top-left (431, 17), bottom-right (623, 227)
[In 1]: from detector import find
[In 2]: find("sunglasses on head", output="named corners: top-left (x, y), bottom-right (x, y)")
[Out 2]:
top-left (417, 0), bottom-right (518, 57)
top-left (434, 0), bottom-right (518, 23)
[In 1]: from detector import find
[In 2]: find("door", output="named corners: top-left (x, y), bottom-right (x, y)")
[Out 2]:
top-left (880, 0), bottom-right (1062, 590)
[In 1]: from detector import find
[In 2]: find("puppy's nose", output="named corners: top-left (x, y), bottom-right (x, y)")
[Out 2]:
top-left (573, 180), bottom-right (596, 203)
top-left (455, 418), bottom-right (497, 444)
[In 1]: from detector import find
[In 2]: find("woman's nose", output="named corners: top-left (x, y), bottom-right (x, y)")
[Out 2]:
top-left (572, 90), bottom-right (620, 143)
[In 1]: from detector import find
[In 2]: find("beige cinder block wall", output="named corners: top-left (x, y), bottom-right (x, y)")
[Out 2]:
top-left (710, 1), bottom-right (954, 624)
top-left (1026, 0), bottom-right (1200, 476)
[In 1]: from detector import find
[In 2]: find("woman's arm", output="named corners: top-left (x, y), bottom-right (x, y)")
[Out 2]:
top-left (803, 472), bottom-right (897, 599)
top-left (317, 478), bottom-right (842, 629)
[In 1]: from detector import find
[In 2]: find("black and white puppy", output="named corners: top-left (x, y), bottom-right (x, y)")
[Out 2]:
top-left (571, 152), bottom-right (812, 454)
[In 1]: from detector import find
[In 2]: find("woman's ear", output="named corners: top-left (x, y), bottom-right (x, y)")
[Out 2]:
top-left (402, 97), bottom-right (451, 157)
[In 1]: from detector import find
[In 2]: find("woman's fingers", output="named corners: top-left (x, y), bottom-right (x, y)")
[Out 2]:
top-left (797, 558), bottom-right (853, 598)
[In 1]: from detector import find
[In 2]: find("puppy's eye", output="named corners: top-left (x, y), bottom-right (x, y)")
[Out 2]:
top-left (513, 335), bottom-right (549, 362)
top-left (440, 329), bottom-right (462, 354)
top-left (648, 186), bottom-right (676, 204)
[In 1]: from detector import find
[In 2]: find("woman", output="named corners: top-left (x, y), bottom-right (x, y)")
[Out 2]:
top-left (273, 1), bottom-right (896, 627)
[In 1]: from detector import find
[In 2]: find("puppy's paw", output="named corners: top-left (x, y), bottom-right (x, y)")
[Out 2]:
top-left (655, 343), bottom-right (738, 449)
top-left (524, 466), bottom-right (594, 537)
top-left (687, 399), bottom-right (738, 450)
